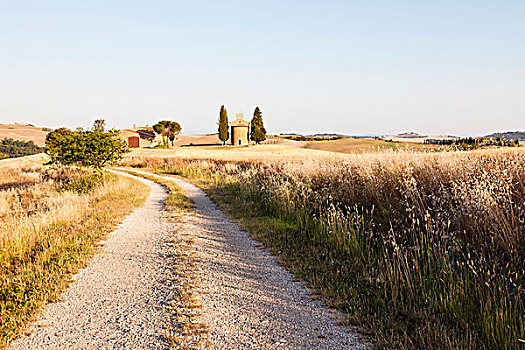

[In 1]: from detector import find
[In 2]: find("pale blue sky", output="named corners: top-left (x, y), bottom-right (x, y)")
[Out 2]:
top-left (1, 1), bottom-right (524, 135)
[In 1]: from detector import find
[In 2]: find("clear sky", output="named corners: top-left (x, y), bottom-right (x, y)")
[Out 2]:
top-left (1, 0), bottom-right (524, 136)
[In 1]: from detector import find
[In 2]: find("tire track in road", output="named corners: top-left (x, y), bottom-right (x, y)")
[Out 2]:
top-left (156, 172), bottom-right (369, 349)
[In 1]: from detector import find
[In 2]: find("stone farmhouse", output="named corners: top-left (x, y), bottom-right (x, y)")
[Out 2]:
top-left (120, 124), bottom-right (163, 148)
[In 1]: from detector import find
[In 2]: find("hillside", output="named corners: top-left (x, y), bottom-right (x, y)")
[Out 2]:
top-left (0, 123), bottom-right (49, 146)
top-left (302, 137), bottom-right (441, 153)
top-left (172, 134), bottom-right (222, 146)
top-left (488, 131), bottom-right (525, 140)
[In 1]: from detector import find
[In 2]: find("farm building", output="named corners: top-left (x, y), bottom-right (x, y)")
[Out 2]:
top-left (120, 125), bottom-right (162, 148)
top-left (423, 137), bottom-right (457, 145)
top-left (424, 138), bottom-right (453, 145)
top-left (230, 113), bottom-right (249, 146)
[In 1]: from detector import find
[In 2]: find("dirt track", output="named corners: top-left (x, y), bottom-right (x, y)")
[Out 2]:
top-left (10, 170), bottom-right (369, 349)
top-left (153, 172), bottom-right (369, 349)
top-left (10, 174), bottom-right (177, 349)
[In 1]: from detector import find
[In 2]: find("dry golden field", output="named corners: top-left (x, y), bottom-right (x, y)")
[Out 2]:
top-left (0, 161), bottom-right (148, 346)
top-left (0, 153), bottom-right (48, 168)
top-left (302, 137), bottom-right (442, 153)
top-left (123, 146), bottom-right (525, 349)
top-left (0, 124), bottom-right (49, 147)
top-left (172, 133), bottom-right (222, 146)
top-left (126, 143), bottom-right (343, 161)
top-left (127, 136), bottom-right (444, 162)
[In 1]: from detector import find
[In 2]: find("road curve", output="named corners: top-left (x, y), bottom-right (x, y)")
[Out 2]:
top-left (10, 172), bottom-right (177, 350)
top-left (10, 169), bottom-right (369, 349)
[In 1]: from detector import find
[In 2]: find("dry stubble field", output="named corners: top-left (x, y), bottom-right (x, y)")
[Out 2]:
top-left (0, 124), bottom-right (48, 147)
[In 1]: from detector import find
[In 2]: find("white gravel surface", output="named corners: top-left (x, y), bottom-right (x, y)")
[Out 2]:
top-left (10, 170), bottom-right (369, 349)
top-left (10, 174), bottom-right (177, 350)
top-left (162, 174), bottom-right (369, 349)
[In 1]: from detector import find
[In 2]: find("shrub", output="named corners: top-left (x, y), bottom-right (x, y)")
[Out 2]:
top-left (45, 125), bottom-right (129, 170)
top-left (0, 138), bottom-right (44, 159)
top-left (62, 173), bottom-right (113, 194)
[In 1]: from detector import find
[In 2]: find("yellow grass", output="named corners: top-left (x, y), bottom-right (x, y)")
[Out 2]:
top-left (0, 124), bottom-right (49, 147)
top-left (127, 143), bottom-right (350, 162)
top-left (125, 135), bottom-right (452, 163)
top-left (122, 146), bottom-right (525, 349)
top-left (0, 164), bottom-right (149, 346)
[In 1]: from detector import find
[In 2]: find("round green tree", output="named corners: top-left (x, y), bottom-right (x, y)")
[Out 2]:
top-left (153, 120), bottom-right (182, 148)
top-left (45, 122), bottom-right (129, 171)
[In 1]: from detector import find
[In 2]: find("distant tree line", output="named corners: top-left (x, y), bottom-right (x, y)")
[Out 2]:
top-left (280, 135), bottom-right (345, 142)
top-left (488, 131), bottom-right (525, 141)
top-left (453, 137), bottom-right (520, 150)
top-left (0, 138), bottom-right (44, 159)
top-left (217, 106), bottom-right (267, 144)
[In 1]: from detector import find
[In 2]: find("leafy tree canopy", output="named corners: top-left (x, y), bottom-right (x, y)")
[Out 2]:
top-left (0, 138), bottom-right (44, 159)
top-left (92, 119), bottom-right (106, 132)
top-left (45, 121), bottom-right (129, 170)
top-left (153, 120), bottom-right (181, 148)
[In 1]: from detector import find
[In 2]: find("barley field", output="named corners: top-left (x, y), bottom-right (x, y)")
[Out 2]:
top-left (0, 163), bottom-right (148, 346)
top-left (123, 147), bottom-right (525, 349)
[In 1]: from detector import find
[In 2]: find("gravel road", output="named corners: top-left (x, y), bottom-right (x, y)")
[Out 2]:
top-left (10, 174), bottom-right (177, 350)
top-left (10, 171), bottom-right (369, 349)
top-left (162, 174), bottom-right (369, 349)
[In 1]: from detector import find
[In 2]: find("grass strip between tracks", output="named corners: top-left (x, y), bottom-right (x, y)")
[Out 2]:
top-left (117, 169), bottom-right (207, 349)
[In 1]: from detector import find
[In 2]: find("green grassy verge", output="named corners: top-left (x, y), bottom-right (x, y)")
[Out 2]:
top-left (1, 173), bottom-right (149, 347)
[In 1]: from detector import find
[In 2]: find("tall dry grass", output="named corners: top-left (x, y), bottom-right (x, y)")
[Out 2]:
top-left (0, 164), bottom-right (148, 346)
top-left (124, 147), bottom-right (525, 349)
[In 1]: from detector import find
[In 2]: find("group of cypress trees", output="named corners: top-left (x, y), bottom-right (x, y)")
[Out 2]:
top-left (218, 106), bottom-right (267, 145)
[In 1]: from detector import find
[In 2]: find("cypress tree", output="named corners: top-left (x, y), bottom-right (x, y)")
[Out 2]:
top-left (218, 105), bottom-right (229, 145)
top-left (250, 106), bottom-right (266, 144)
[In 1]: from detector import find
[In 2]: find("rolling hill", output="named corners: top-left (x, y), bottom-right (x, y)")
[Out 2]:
top-left (488, 131), bottom-right (525, 140)
top-left (0, 123), bottom-right (49, 146)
